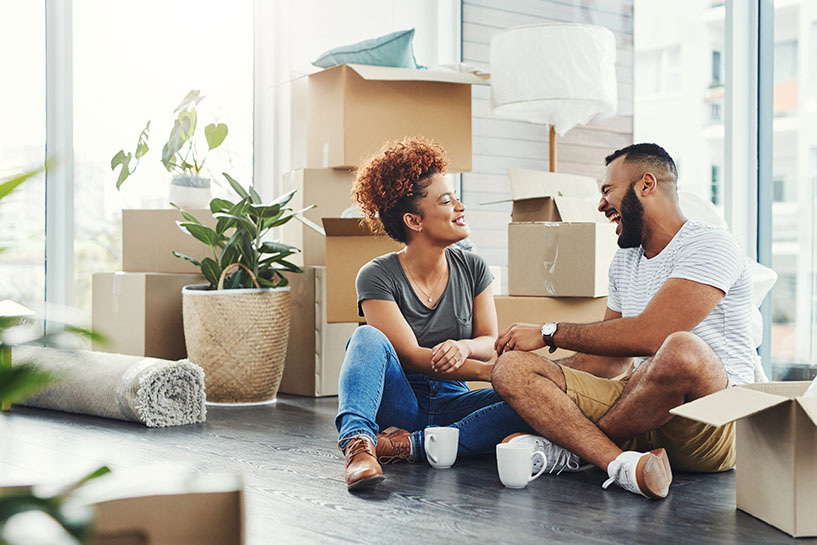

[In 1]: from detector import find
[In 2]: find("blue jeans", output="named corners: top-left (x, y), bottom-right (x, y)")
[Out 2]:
top-left (335, 326), bottom-right (533, 460)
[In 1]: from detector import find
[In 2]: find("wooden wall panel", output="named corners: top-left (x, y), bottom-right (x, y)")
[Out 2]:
top-left (462, 0), bottom-right (634, 288)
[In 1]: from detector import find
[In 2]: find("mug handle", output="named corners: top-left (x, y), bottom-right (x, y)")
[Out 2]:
top-left (529, 451), bottom-right (547, 482)
top-left (426, 434), bottom-right (439, 465)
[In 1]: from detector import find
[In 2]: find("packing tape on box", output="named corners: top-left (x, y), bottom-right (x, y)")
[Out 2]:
top-left (541, 241), bottom-right (560, 296)
top-left (112, 272), bottom-right (124, 314)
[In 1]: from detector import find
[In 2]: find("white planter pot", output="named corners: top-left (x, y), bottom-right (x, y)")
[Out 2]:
top-left (168, 182), bottom-right (211, 209)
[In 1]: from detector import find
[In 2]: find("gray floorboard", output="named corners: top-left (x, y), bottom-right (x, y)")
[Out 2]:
top-left (0, 395), bottom-right (813, 544)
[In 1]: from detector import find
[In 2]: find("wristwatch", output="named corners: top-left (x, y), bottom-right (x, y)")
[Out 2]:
top-left (541, 322), bottom-right (558, 353)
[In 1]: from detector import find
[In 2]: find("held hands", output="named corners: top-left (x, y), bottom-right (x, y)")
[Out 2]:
top-left (494, 323), bottom-right (546, 355)
top-left (431, 339), bottom-right (470, 374)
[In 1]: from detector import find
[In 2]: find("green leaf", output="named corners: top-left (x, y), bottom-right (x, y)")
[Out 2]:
top-left (172, 250), bottom-right (202, 268)
top-left (0, 365), bottom-right (54, 404)
top-left (270, 188), bottom-right (297, 208)
top-left (258, 241), bottom-right (297, 254)
top-left (170, 203), bottom-right (203, 225)
top-left (134, 120), bottom-right (151, 159)
top-left (162, 120), bottom-right (187, 170)
top-left (213, 213), bottom-right (257, 238)
top-left (200, 257), bottom-right (221, 287)
top-left (174, 89), bottom-right (203, 113)
top-left (223, 172), bottom-right (250, 199)
top-left (177, 222), bottom-right (222, 248)
top-left (215, 216), bottom-right (234, 235)
top-left (205, 123), bottom-right (228, 150)
top-left (277, 259), bottom-right (303, 273)
top-left (248, 185), bottom-right (262, 204)
top-left (177, 109), bottom-right (197, 141)
top-left (222, 267), bottom-right (245, 289)
top-left (209, 198), bottom-right (234, 214)
top-left (249, 203), bottom-right (281, 219)
top-left (259, 251), bottom-right (295, 265)
top-left (219, 241), bottom-right (241, 269)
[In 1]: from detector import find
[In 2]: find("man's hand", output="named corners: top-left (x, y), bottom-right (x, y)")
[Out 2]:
top-left (495, 323), bottom-right (546, 355)
top-left (431, 340), bottom-right (470, 373)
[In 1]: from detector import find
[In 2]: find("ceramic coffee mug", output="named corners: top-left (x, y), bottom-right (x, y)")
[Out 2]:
top-left (496, 443), bottom-right (546, 488)
top-left (424, 426), bottom-right (459, 468)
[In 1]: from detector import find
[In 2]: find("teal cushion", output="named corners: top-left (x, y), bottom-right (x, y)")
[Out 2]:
top-left (312, 29), bottom-right (420, 69)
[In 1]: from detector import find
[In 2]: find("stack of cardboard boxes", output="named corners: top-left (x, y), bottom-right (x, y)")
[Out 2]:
top-left (496, 168), bottom-right (618, 360)
top-left (91, 210), bottom-right (212, 360)
top-left (278, 63), bottom-right (488, 396)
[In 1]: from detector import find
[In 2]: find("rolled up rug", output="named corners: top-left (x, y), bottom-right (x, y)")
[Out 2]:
top-left (11, 346), bottom-right (206, 427)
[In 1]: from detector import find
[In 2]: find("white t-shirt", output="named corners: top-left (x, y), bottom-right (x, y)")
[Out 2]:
top-left (607, 220), bottom-right (755, 385)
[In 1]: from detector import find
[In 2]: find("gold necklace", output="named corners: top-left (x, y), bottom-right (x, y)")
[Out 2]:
top-left (401, 250), bottom-right (446, 304)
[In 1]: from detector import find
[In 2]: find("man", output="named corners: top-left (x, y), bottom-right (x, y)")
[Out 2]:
top-left (492, 143), bottom-right (754, 500)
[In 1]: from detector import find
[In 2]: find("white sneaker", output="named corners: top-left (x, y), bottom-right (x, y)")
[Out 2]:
top-left (501, 433), bottom-right (583, 475)
top-left (602, 449), bottom-right (672, 499)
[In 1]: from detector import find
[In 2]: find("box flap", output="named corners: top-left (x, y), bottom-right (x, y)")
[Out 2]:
top-left (553, 197), bottom-right (608, 223)
top-left (321, 217), bottom-right (382, 237)
top-left (796, 396), bottom-right (817, 427)
top-left (508, 168), bottom-right (599, 201)
top-left (345, 64), bottom-right (489, 85)
top-left (669, 386), bottom-right (791, 427)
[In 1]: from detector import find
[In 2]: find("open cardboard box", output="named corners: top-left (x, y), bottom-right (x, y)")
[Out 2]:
top-left (280, 168), bottom-right (356, 268)
top-left (297, 217), bottom-right (403, 323)
top-left (503, 169), bottom-right (617, 298)
top-left (305, 64), bottom-right (487, 172)
top-left (671, 381), bottom-right (817, 537)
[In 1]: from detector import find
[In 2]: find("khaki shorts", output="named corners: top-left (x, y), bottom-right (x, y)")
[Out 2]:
top-left (560, 364), bottom-right (736, 473)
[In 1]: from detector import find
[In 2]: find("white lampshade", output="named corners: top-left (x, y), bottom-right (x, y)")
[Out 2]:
top-left (490, 23), bottom-right (618, 136)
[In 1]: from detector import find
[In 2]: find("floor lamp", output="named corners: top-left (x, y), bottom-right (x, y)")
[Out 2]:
top-left (490, 23), bottom-right (618, 173)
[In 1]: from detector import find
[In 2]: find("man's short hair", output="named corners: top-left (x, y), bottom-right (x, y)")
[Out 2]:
top-left (604, 143), bottom-right (678, 183)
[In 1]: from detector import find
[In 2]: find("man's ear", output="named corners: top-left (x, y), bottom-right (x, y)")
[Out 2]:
top-left (640, 173), bottom-right (658, 196)
top-left (403, 212), bottom-right (422, 234)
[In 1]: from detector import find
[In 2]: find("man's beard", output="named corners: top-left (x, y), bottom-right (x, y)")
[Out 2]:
top-left (617, 182), bottom-right (645, 249)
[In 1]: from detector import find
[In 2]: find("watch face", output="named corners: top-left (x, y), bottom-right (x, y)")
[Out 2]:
top-left (542, 323), bottom-right (557, 336)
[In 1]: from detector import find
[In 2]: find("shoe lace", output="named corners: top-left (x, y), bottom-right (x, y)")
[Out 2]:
top-left (378, 438), bottom-right (412, 464)
top-left (344, 437), bottom-right (373, 463)
top-left (602, 457), bottom-right (634, 492)
top-left (545, 445), bottom-right (580, 475)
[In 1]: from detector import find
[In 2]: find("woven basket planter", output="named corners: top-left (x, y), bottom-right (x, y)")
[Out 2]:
top-left (182, 265), bottom-right (291, 404)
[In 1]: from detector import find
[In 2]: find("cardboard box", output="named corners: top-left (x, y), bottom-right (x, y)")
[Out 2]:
top-left (82, 471), bottom-right (244, 545)
top-left (468, 295), bottom-right (609, 390)
top-left (305, 64), bottom-right (487, 172)
top-left (92, 272), bottom-right (204, 360)
top-left (671, 381), bottom-right (817, 537)
top-left (123, 209), bottom-right (217, 274)
top-left (280, 266), bottom-right (358, 397)
top-left (280, 169), bottom-right (356, 267)
top-left (508, 222), bottom-right (617, 298)
top-left (320, 217), bottom-right (404, 323)
top-left (504, 169), bottom-right (617, 298)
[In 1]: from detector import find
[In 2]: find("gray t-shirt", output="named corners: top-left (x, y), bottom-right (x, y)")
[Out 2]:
top-left (356, 246), bottom-right (494, 349)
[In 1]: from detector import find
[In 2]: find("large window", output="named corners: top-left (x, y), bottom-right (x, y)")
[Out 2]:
top-left (0, 2), bottom-right (46, 311)
top-left (72, 0), bottom-right (254, 321)
top-left (770, 0), bottom-right (817, 379)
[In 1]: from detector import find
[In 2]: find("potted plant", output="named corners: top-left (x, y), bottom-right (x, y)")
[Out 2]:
top-left (173, 173), bottom-right (312, 404)
top-left (110, 90), bottom-right (228, 208)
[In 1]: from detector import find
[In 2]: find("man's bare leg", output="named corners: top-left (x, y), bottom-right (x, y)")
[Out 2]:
top-left (491, 351), bottom-right (623, 471)
top-left (596, 332), bottom-right (729, 444)
top-left (493, 331), bottom-right (728, 472)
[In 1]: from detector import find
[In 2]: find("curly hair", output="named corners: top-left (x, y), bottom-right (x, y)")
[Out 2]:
top-left (352, 137), bottom-right (448, 243)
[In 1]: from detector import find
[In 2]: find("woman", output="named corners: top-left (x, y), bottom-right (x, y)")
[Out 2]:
top-left (335, 137), bottom-right (538, 490)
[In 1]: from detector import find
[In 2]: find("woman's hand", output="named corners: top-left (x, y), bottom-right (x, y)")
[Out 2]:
top-left (431, 339), bottom-right (470, 374)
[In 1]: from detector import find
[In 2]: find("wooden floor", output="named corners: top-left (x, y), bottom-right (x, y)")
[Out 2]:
top-left (0, 395), bottom-right (813, 545)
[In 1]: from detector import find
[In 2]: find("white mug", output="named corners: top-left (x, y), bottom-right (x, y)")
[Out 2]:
top-left (424, 426), bottom-right (459, 469)
top-left (496, 443), bottom-right (546, 489)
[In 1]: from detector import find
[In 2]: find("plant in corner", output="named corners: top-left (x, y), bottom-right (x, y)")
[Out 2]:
top-left (171, 173), bottom-right (313, 404)
top-left (110, 90), bottom-right (229, 208)
top-left (0, 167), bottom-right (110, 545)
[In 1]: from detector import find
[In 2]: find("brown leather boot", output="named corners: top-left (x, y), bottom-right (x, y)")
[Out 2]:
top-left (375, 426), bottom-right (415, 464)
top-left (344, 436), bottom-right (384, 490)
